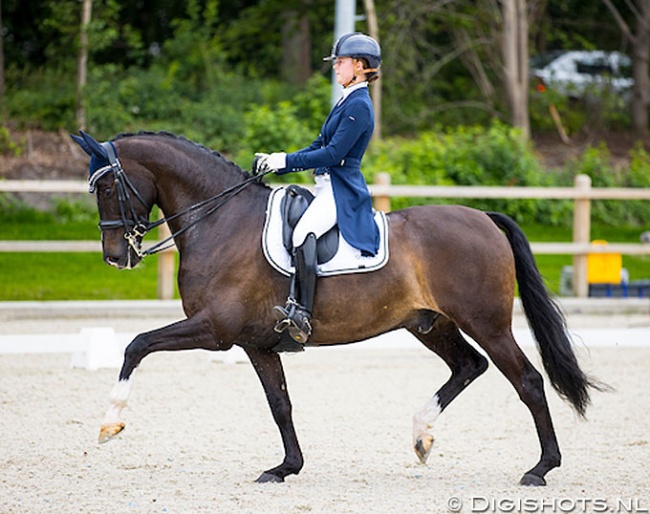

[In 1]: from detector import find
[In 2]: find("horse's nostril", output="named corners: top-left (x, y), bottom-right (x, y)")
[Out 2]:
top-left (104, 255), bottom-right (121, 268)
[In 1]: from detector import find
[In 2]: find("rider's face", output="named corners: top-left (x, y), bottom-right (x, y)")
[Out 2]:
top-left (333, 57), bottom-right (362, 86)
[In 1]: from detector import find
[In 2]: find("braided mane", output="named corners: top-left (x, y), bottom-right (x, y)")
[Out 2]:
top-left (112, 130), bottom-right (261, 184)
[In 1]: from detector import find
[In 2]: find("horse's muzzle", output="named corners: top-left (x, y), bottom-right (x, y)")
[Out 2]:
top-left (103, 246), bottom-right (141, 270)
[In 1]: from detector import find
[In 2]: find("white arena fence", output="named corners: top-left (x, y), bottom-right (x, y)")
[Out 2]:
top-left (0, 299), bottom-right (648, 368)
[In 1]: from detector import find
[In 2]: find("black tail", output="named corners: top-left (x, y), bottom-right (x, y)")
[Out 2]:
top-left (486, 211), bottom-right (601, 417)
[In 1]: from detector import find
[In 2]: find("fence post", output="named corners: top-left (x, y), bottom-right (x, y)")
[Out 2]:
top-left (572, 174), bottom-right (592, 297)
top-left (157, 220), bottom-right (175, 300)
top-left (373, 172), bottom-right (391, 212)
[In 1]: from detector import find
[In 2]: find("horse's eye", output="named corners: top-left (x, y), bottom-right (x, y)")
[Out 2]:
top-left (102, 187), bottom-right (113, 198)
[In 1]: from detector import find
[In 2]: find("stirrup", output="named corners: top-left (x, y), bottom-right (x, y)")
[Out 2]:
top-left (271, 300), bottom-right (312, 343)
top-left (285, 305), bottom-right (312, 343)
top-left (272, 304), bottom-right (293, 333)
top-left (273, 318), bottom-right (292, 334)
top-left (288, 315), bottom-right (312, 344)
top-left (272, 298), bottom-right (299, 330)
top-left (271, 302), bottom-right (308, 352)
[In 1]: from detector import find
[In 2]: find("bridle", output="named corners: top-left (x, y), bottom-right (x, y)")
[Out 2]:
top-left (90, 141), bottom-right (270, 258)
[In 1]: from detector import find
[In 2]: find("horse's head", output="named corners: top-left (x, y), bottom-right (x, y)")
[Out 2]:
top-left (71, 131), bottom-right (156, 269)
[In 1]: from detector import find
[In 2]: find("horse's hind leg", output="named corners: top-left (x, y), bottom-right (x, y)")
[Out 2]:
top-left (408, 315), bottom-right (488, 464)
top-left (468, 327), bottom-right (561, 486)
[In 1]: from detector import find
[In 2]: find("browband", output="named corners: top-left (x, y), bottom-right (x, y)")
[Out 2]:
top-left (88, 141), bottom-right (122, 193)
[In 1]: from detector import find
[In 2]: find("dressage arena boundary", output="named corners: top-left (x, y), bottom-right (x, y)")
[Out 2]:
top-left (2, 174), bottom-right (650, 298)
top-left (1, 298), bottom-right (648, 369)
top-left (0, 300), bottom-right (249, 368)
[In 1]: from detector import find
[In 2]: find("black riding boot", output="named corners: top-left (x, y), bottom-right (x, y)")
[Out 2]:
top-left (273, 233), bottom-right (317, 344)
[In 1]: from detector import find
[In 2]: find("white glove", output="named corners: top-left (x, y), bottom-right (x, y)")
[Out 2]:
top-left (253, 152), bottom-right (270, 175)
top-left (266, 152), bottom-right (287, 171)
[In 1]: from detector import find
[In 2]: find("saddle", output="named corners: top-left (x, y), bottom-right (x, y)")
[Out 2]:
top-left (280, 185), bottom-right (339, 264)
top-left (262, 187), bottom-right (389, 277)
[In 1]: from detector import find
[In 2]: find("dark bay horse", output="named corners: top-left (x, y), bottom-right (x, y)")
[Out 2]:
top-left (71, 130), bottom-right (599, 487)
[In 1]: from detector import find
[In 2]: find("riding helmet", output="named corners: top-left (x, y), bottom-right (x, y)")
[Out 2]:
top-left (324, 32), bottom-right (381, 69)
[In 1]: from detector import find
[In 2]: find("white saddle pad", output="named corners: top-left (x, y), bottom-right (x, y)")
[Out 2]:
top-left (262, 187), bottom-right (389, 277)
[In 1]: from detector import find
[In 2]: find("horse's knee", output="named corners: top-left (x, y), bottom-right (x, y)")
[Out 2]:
top-left (125, 334), bottom-right (150, 360)
top-left (119, 334), bottom-right (150, 379)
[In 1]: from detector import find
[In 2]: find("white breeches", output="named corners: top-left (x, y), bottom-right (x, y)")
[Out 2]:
top-left (292, 174), bottom-right (337, 247)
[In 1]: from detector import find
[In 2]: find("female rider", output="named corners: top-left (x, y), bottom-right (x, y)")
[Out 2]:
top-left (254, 32), bottom-right (381, 347)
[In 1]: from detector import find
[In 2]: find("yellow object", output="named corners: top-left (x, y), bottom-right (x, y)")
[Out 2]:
top-left (587, 240), bottom-right (622, 284)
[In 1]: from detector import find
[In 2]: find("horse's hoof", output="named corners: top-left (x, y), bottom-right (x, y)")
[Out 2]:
top-left (414, 434), bottom-right (434, 464)
top-left (256, 472), bottom-right (284, 483)
top-left (98, 422), bottom-right (125, 444)
top-left (520, 473), bottom-right (546, 486)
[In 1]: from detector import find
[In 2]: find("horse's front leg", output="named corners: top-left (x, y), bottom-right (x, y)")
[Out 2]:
top-left (99, 314), bottom-right (220, 443)
top-left (245, 346), bottom-right (304, 483)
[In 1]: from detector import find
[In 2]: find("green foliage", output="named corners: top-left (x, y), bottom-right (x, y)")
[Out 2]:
top-left (5, 68), bottom-right (76, 130)
top-left (234, 74), bottom-right (331, 176)
top-left (0, 193), bottom-right (29, 217)
top-left (53, 199), bottom-right (97, 224)
top-left (1, 0), bottom-right (646, 230)
top-left (82, 64), bottom-right (274, 153)
top-left (363, 122), bottom-right (649, 228)
top-left (239, 76), bottom-right (329, 153)
top-left (0, 197), bottom-right (97, 233)
top-left (529, 84), bottom-right (632, 136)
top-left (627, 143), bottom-right (650, 188)
top-left (242, 102), bottom-right (310, 152)
top-left (571, 143), bottom-right (615, 185)
top-left (2, 0), bottom-right (640, 140)
top-left (162, 0), bottom-right (224, 90)
top-left (529, 85), bottom-right (580, 134)
top-left (364, 121), bottom-right (571, 224)
top-left (69, 57), bottom-right (328, 158)
top-left (87, 0), bottom-right (126, 57)
top-left (292, 75), bottom-right (332, 134)
top-left (0, 127), bottom-right (24, 156)
top-left (563, 142), bottom-right (650, 226)
top-left (39, 0), bottom-right (84, 69)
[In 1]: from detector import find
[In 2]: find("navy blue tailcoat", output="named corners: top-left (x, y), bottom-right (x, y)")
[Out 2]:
top-left (277, 87), bottom-right (380, 256)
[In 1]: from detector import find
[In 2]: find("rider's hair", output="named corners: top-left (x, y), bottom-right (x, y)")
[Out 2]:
top-left (358, 58), bottom-right (379, 83)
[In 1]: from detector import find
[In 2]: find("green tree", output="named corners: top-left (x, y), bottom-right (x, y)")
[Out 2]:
top-left (601, 0), bottom-right (650, 135)
top-left (162, 0), bottom-right (223, 89)
top-left (222, 0), bottom-right (334, 81)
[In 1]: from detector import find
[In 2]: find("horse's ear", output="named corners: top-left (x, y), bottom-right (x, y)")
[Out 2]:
top-left (70, 133), bottom-right (92, 156)
top-left (79, 131), bottom-right (109, 160)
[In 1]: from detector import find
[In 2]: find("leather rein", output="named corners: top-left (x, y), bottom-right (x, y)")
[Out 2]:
top-left (90, 141), bottom-right (270, 258)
